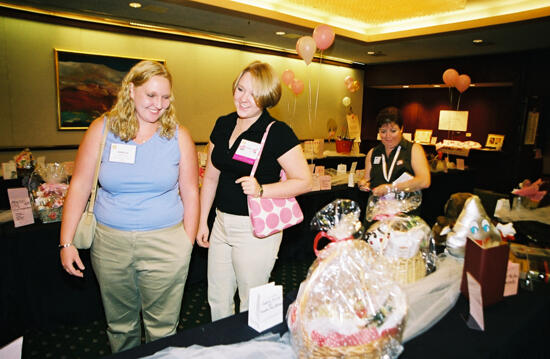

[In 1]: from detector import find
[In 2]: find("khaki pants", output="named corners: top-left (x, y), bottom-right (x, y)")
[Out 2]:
top-left (207, 210), bottom-right (282, 321)
top-left (91, 222), bottom-right (192, 353)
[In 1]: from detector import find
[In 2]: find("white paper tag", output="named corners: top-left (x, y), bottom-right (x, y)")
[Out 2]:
top-left (373, 156), bottom-right (381, 164)
top-left (503, 261), bottom-right (520, 297)
top-left (348, 172), bottom-right (354, 187)
top-left (248, 282), bottom-right (283, 332)
top-left (109, 143), bottom-right (136, 164)
top-left (8, 188), bottom-right (35, 227)
top-left (393, 171), bottom-right (413, 184)
top-left (467, 272), bottom-right (485, 330)
top-left (233, 139), bottom-right (261, 164)
top-left (350, 161), bottom-right (357, 173)
top-left (0, 336), bottom-right (23, 358)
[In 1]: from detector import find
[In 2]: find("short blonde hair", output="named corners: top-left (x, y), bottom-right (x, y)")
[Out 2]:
top-left (106, 60), bottom-right (178, 141)
top-left (232, 61), bottom-right (281, 109)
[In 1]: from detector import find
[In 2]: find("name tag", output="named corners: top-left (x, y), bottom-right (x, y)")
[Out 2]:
top-left (373, 156), bottom-right (381, 164)
top-left (109, 143), bottom-right (136, 164)
top-left (232, 139), bottom-right (261, 164)
top-left (397, 159), bottom-right (404, 166)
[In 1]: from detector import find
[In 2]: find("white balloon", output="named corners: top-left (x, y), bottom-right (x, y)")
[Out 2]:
top-left (342, 96), bottom-right (351, 107)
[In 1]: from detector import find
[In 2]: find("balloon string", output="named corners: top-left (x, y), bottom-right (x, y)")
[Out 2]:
top-left (308, 78), bottom-right (312, 131)
top-left (314, 50), bottom-right (323, 125)
top-left (456, 93), bottom-right (461, 111)
top-left (448, 87), bottom-right (453, 109)
top-left (293, 96), bottom-right (297, 120)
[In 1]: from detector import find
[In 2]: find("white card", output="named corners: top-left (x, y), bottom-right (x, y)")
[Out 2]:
top-left (337, 164), bottom-right (347, 174)
top-left (467, 272), bottom-right (485, 330)
top-left (248, 282), bottom-right (283, 332)
top-left (393, 171), bottom-right (413, 184)
top-left (109, 143), bottom-right (136, 164)
top-left (8, 188), bottom-right (35, 227)
top-left (456, 158), bottom-right (465, 170)
top-left (347, 172), bottom-right (354, 187)
top-left (2, 161), bottom-right (17, 179)
top-left (373, 156), bottom-right (381, 164)
top-left (503, 261), bottom-right (520, 297)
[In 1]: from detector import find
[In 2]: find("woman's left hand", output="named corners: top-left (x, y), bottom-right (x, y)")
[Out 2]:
top-left (235, 176), bottom-right (261, 197)
top-left (372, 183), bottom-right (394, 197)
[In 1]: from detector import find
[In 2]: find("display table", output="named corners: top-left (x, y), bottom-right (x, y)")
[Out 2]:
top-left (107, 283), bottom-right (550, 358)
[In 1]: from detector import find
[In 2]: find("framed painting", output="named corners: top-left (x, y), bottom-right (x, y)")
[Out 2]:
top-left (54, 49), bottom-right (164, 130)
top-left (485, 134), bottom-right (505, 149)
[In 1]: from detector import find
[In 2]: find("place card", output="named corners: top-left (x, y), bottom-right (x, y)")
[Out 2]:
top-left (456, 158), bottom-right (465, 170)
top-left (8, 187), bottom-right (35, 227)
top-left (319, 175), bottom-right (331, 190)
top-left (337, 164), bottom-right (347, 174)
top-left (311, 174), bottom-right (321, 191)
top-left (348, 172), bottom-right (354, 187)
top-left (355, 169), bottom-right (365, 181)
top-left (314, 165), bottom-right (325, 176)
top-left (503, 261), bottom-right (520, 297)
top-left (2, 161), bottom-right (17, 179)
top-left (467, 272), bottom-right (485, 330)
top-left (248, 282), bottom-right (283, 332)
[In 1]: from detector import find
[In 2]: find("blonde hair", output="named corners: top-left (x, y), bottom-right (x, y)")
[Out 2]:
top-left (232, 61), bottom-right (281, 109)
top-left (106, 60), bottom-right (177, 141)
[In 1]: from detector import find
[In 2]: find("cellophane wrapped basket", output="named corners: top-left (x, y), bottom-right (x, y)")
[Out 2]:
top-left (287, 199), bottom-right (407, 359)
top-left (365, 214), bottom-right (433, 285)
top-left (28, 162), bottom-right (69, 223)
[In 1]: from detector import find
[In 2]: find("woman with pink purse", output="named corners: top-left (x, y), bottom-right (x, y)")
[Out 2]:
top-left (196, 61), bottom-right (311, 321)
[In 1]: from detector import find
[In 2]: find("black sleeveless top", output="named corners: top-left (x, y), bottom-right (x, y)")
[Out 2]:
top-left (369, 138), bottom-right (414, 188)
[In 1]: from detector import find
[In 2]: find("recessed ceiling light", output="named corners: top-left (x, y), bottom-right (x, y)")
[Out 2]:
top-left (433, 84), bottom-right (441, 87)
top-left (275, 31), bottom-right (286, 36)
top-left (367, 51), bottom-right (376, 55)
top-left (129, 2), bottom-right (142, 8)
top-left (472, 39), bottom-right (483, 44)
top-left (402, 85), bottom-right (409, 88)
top-left (470, 84), bottom-right (476, 87)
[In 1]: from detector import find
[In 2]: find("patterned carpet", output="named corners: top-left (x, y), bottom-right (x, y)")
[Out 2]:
top-left (20, 258), bottom-right (313, 358)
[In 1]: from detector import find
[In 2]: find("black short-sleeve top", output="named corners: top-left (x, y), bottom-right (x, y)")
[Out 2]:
top-left (210, 110), bottom-right (300, 215)
top-left (369, 138), bottom-right (414, 188)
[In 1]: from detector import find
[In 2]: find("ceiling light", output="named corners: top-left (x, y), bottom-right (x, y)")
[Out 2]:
top-left (470, 84), bottom-right (476, 87)
top-left (433, 84), bottom-right (441, 87)
top-left (402, 85), bottom-right (409, 88)
top-left (129, 2), bottom-right (142, 9)
top-left (472, 39), bottom-right (483, 44)
top-left (275, 31), bottom-right (286, 36)
top-left (367, 51), bottom-right (376, 55)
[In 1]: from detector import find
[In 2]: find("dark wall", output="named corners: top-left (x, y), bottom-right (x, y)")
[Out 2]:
top-left (360, 49), bottom-right (550, 192)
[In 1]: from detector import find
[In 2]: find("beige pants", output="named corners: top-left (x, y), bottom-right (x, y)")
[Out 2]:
top-left (91, 222), bottom-right (193, 353)
top-left (207, 210), bottom-right (283, 321)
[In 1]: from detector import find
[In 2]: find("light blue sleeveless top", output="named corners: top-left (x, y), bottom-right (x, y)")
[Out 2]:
top-left (95, 125), bottom-right (183, 231)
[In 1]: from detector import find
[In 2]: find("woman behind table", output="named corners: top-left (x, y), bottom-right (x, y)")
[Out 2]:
top-left (59, 60), bottom-right (199, 352)
top-left (359, 106), bottom-right (430, 195)
top-left (196, 61), bottom-right (311, 321)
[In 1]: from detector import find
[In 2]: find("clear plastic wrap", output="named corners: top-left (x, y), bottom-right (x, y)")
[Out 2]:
top-left (365, 190), bottom-right (422, 222)
top-left (288, 199), bottom-right (406, 358)
top-left (365, 215), bottom-right (436, 285)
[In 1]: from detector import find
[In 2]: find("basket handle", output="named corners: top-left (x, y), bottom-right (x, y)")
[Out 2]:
top-left (313, 231), bottom-right (351, 257)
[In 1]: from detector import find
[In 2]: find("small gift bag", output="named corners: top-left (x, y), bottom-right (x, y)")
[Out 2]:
top-left (27, 163), bottom-right (69, 223)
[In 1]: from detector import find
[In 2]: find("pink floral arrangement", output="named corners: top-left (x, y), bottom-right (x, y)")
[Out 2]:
top-left (14, 148), bottom-right (34, 169)
top-left (33, 182), bottom-right (68, 210)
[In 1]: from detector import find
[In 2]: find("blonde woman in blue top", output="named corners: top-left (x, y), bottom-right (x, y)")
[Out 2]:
top-left (60, 61), bottom-right (199, 353)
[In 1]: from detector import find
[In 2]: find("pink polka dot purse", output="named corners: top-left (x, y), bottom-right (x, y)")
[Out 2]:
top-left (247, 122), bottom-right (304, 238)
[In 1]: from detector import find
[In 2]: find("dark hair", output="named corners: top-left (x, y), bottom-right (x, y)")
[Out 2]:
top-left (376, 106), bottom-right (402, 130)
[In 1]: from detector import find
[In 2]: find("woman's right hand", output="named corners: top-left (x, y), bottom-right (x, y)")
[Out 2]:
top-left (358, 178), bottom-right (371, 192)
top-left (60, 246), bottom-right (85, 277)
top-left (196, 224), bottom-right (210, 248)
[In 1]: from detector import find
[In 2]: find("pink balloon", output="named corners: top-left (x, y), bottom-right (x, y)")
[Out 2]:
top-left (442, 68), bottom-right (459, 86)
top-left (296, 36), bottom-right (316, 65)
top-left (291, 78), bottom-right (304, 95)
top-left (281, 69), bottom-right (294, 86)
top-left (347, 80), bottom-right (360, 93)
top-left (455, 74), bottom-right (471, 93)
top-left (313, 24), bottom-right (335, 50)
top-left (344, 75), bottom-right (354, 86)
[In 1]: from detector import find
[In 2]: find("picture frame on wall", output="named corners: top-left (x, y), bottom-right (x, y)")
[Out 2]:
top-left (485, 134), bottom-right (505, 149)
top-left (414, 129), bottom-right (433, 144)
top-left (54, 49), bottom-right (164, 130)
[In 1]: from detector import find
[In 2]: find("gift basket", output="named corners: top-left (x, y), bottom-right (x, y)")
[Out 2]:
top-left (364, 190), bottom-right (435, 285)
top-left (287, 199), bottom-right (407, 359)
top-left (27, 162), bottom-right (69, 223)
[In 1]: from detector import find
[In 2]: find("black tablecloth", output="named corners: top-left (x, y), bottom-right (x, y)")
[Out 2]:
top-left (107, 283), bottom-right (550, 359)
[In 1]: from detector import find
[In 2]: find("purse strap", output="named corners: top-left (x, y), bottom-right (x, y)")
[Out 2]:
top-left (249, 121), bottom-right (275, 177)
top-left (86, 118), bottom-right (109, 214)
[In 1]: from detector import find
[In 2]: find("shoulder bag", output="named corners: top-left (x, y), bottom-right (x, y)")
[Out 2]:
top-left (72, 119), bottom-right (109, 249)
top-left (247, 121), bottom-right (304, 238)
